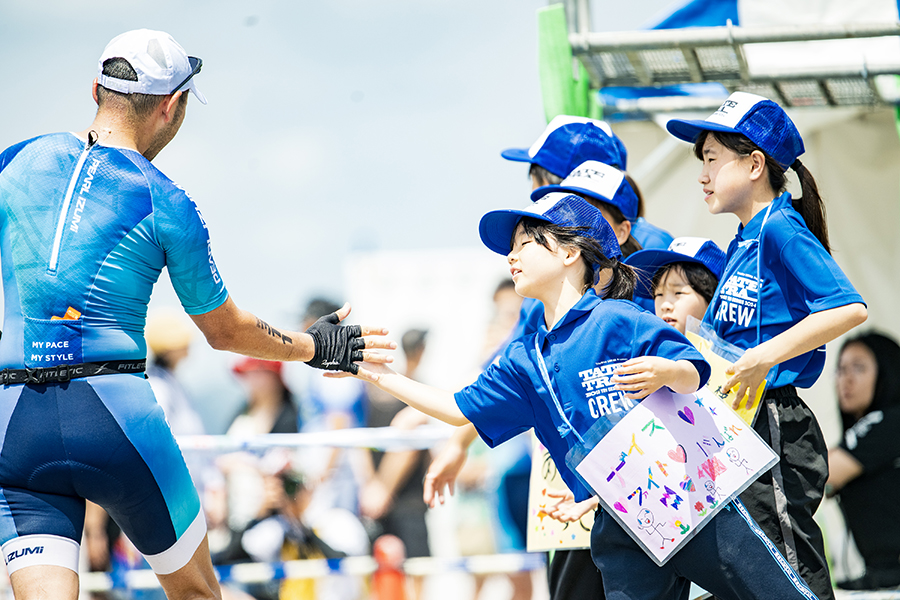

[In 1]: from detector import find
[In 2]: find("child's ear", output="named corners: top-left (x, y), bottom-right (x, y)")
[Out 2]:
top-left (562, 245), bottom-right (581, 266)
top-left (748, 150), bottom-right (767, 181)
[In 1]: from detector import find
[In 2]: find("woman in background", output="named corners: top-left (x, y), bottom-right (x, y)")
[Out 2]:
top-left (828, 332), bottom-right (900, 591)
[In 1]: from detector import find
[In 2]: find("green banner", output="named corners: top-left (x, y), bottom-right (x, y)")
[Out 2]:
top-left (538, 4), bottom-right (597, 123)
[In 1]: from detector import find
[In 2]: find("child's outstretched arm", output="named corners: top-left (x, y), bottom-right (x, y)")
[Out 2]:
top-left (329, 362), bottom-right (470, 427)
top-left (723, 302), bottom-right (867, 409)
top-left (612, 357), bottom-right (701, 400)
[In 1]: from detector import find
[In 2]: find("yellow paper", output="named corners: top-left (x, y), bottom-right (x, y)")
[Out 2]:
top-left (685, 331), bottom-right (764, 426)
top-left (525, 435), bottom-right (593, 552)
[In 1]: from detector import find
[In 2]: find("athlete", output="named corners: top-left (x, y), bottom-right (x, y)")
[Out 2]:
top-left (666, 91), bottom-right (868, 599)
top-left (0, 29), bottom-right (389, 600)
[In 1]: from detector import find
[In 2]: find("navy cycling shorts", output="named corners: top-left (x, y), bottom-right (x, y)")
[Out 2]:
top-left (0, 375), bottom-right (204, 575)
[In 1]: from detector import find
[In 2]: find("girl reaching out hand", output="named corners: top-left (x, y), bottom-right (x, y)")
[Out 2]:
top-left (342, 191), bottom-right (819, 600)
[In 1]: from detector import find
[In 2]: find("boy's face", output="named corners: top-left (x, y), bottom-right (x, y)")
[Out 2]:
top-left (653, 266), bottom-right (709, 334)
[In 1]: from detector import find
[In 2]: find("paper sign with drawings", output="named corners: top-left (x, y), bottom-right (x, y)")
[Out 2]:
top-left (570, 385), bottom-right (777, 566)
top-left (525, 315), bottom-right (774, 558)
top-left (526, 434), bottom-right (593, 551)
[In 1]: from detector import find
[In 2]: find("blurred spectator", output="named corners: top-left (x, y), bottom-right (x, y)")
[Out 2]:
top-left (239, 457), bottom-right (369, 600)
top-left (478, 281), bottom-right (532, 600)
top-left (284, 298), bottom-right (368, 517)
top-left (363, 328), bottom-right (432, 600)
top-left (228, 358), bottom-right (299, 436)
top-left (145, 307), bottom-right (205, 435)
top-left (431, 279), bottom-right (533, 600)
top-left (828, 332), bottom-right (900, 590)
top-left (218, 359), bottom-right (300, 549)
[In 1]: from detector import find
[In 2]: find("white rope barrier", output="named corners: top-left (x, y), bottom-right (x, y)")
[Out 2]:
top-left (176, 425), bottom-right (453, 453)
top-left (74, 552), bottom-right (548, 592)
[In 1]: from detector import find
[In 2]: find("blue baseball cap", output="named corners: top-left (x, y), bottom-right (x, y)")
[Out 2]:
top-left (501, 116), bottom-right (628, 176)
top-left (532, 160), bottom-right (638, 221)
top-left (666, 91), bottom-right (804, 170)
top-left (624, 237), bottom-right (726, 299)
top-left (479, 192), bottom-right (622, 262)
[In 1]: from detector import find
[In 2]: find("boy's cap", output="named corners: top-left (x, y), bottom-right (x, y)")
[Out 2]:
top-left (98, 29), bottom-right (207, 105)
top-left (666, 91), bottom-right (803, 169)
top-left (479, 192), bottom-right (621, 260)
top-left (501, 116), bottom-right (628, 176)
top-left (532, 160), bottom-right (638, 221)
top-left (624, 237), bottom-right (726, 299)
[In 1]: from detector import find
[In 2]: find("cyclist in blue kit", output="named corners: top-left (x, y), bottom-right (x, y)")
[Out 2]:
top-left (0, 29), bottom-right (390, 600)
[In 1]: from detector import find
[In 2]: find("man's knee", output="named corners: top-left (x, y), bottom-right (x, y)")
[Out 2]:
top-left (10, 564), bottom-right (79, 600)
top-left (156, 536), bottom-right (222, 600)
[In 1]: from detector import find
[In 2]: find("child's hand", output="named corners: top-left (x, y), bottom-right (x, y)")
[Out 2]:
top-left (323, 356), bottom-right (396, 382)
top-left (724, 346), bottom-right (773, 410)
top-left (544, 489), bottom-right (599, 523)
top-left (422, 439), bottom-right (468, 508)
top-left (612, 356), bottom-right (679, 400)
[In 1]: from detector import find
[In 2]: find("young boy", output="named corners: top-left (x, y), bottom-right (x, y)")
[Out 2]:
top-left (624, 237), bottom-right (727, 334)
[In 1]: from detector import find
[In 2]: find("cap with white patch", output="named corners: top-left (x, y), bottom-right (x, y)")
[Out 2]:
top-left (479, 192), bottom-right (621, 261)
top-left (666, 91), bottom-right (803, 169)
top-left (624, 237), bottom-right (727, 299)
top-left (98, 29), bottom-right (207, 105)
top-left (532, 160), bottom-right (638, 221)
top-left (501, 115), bottom-right (628, 176)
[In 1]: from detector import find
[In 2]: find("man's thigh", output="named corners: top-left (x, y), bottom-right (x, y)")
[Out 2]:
top-left (0, 377), bottom-right (204, 575)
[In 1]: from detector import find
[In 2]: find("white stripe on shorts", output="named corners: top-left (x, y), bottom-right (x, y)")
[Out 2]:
top-left (143, 509), bottom-right (208, 575)
top-left (2, 534), bottom-right (80, 574)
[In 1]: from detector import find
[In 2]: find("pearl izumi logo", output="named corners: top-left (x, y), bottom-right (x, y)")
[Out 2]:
top-left (70, 158), bottom-right (100, 233)
top-left (7, 545), bottom-right (43, 563)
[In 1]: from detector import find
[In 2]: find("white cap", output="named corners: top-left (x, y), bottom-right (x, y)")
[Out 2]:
top-left (97, 29), bottom-right (207, 104)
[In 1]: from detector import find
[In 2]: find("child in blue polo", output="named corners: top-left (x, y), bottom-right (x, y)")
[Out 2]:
top-left (345, 193), bottom-right (818, 600)
top-left (625, 237), bottom-right (727, 334)
top-left (666, 91), bottom-right (868, 600)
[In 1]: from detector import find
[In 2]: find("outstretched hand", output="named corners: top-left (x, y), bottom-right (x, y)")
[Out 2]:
top-left (544, 488), bottom-right (599, 523)
top-left (305, 302), bottom-right (394, 380)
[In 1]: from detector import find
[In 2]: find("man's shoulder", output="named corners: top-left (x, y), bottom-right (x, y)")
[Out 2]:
top-left (112, 152), bottom-right (194, 211)
top-left (1, 133), bottom-right (73, 172)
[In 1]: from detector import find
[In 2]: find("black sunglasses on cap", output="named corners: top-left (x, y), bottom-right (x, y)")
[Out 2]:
top-left (170, 56), bottom-right (202, 95)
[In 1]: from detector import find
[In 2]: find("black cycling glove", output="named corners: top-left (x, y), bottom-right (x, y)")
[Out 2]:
top-left (304, 312), bottom-right (365, 374)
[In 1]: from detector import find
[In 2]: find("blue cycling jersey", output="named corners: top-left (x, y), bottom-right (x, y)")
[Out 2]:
top-left (0, 132), bottom-right (228, 574)
top-left (0, 132), bottom-right (228, 368)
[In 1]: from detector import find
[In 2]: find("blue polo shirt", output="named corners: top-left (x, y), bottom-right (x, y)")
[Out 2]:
top-left (631, 216), bottom-right (674, 251)
top-left (455, 290), bottom-right (710, 501)
top-left (704, 192), bottom-right (864, 389)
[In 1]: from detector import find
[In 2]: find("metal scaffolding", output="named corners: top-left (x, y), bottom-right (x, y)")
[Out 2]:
top-left (562, 0), bottom-right (900, 116)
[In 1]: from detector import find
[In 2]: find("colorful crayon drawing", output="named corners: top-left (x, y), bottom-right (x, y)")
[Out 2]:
top-left (526, 435), bottom-right (593, 552)
top-left (574, 386), bottom-right (778, 566)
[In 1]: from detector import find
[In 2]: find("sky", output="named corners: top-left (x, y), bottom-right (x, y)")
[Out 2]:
top-left (0, 0), bottom-right (677, 431)
top-left (0, 0), bottom-right (676, 316)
